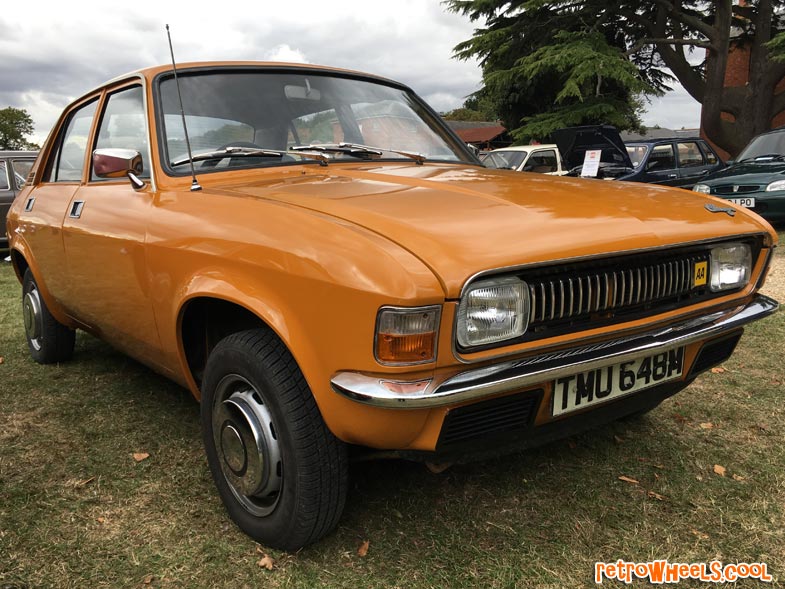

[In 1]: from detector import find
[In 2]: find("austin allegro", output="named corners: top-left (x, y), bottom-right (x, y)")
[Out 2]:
top-left (6, 61), bottom-right (779, 550)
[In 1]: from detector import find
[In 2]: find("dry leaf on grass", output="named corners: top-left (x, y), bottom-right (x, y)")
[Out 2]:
top-left (691, 529), bottom-right (709, 540)
top-left (97, 517), bottom-right (106, 524)
top-left (710, 366), bottom-right (726, 374)
top-left (732, 474), bottom-right (746, 482)
top-left (257, 555), bottom-right (274, 570)
top-left (647, 490), bottom-right (666, 501)
top-left (699, 422), bottom-right (714, 430)
top-left (0, 356), bottom-right (5, 365)
top-left (613, 435), bottom-right (624, 444)
top-left (142, 574), bottom-right (155, 585)
top-left (357, 540), bottom-right (370, 557)
top-left (133, 452), bottom-right (150, 463)
top-left (75, 476), bottom-right (95, 488)
top-left (618, 475), bottom-right (639, 485)
top-left (713, 464), bottom-right (726, 477)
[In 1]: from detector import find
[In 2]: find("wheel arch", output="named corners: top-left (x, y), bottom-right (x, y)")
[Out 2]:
top-left (9, 247), bottom-right (74, 327)
top-left (175, 285), bottom-right (322, 406)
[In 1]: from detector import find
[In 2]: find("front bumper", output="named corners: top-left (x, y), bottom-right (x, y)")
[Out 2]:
top-left (331, 295), bottom-right (779, 409)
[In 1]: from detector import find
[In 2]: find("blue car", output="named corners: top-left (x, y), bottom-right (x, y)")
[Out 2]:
top-left (552, 126), bottom-right (724, 189)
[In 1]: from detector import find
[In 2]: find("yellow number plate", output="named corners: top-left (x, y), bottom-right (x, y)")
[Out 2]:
top-left (693, 261), bottom-right (707, 286)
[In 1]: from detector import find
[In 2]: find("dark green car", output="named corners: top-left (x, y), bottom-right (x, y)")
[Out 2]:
top-left (693, 127), bottom-right (785, 224)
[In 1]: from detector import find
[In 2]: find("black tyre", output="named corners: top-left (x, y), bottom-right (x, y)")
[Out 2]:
top-left (201, 329), bottom-right (348, 551)
top-left (22, 269), bottom-right (75, 364)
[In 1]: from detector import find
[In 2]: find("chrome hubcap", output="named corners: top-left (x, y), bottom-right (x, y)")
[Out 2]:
top-left (213, 375), bottom-right (282, 517)
top-left (23, 287), bottom-right (43, 351)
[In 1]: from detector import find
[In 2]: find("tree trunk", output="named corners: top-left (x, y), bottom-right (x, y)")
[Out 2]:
top-left (655, 0), bottom-right (785, 157)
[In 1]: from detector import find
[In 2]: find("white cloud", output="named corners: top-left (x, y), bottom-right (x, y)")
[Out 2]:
top-left (1, 0), bottom-right (704, 144)
top-left (264, 45), bottom-right (308, 64)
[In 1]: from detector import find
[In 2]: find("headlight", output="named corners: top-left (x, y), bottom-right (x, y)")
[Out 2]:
top-left (375, 305), bottom-right (440, 365)
top-left (710, 243), bottom-right (751, 292)
top-left (457, 277), bottom-right (529, 348)
top-left (693, 184), bottom-right (710, 194)
top-left (765, 179), bottom-right (785, 191)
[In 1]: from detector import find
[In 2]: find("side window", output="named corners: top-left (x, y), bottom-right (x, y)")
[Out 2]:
top-left (11, 159), bottom-right (34, 189)
top-left (677, 142), bottom-right (705, 168)
top-left (701, 142), bottom-right (718, 165)
top-left (646, 144), bottom-right (676, 171)
top-left (290, 108), bottom-right (345, 145)
top-left (0, 161), bottom-right (9, 190)
top-left (93, 86), bottom-right (149, 179)
top-left (48, 99), bottom-right (98, 182)
top-left (526, 149), bottom-right (558, 173)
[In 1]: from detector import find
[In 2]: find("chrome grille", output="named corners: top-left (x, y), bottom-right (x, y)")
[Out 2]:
top-left (526, 254), bottom-right (708, 327)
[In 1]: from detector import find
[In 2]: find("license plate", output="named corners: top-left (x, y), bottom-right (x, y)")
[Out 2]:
top-left (728, 197), bottom-right (755, 208)
top-left (552, 347), bottom-right (685, 417)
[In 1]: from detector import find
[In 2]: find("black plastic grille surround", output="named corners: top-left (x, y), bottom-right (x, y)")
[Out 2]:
top-left (458, 238), bottom-right (762, 352)
top-left (713, 184), bottom-right (762, 195)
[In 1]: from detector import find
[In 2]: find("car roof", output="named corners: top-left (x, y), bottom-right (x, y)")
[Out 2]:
top-left (489, 144), bottom-right (558, 153)
top-left (625, 137), bottom-right (706, 145)
top-left (97, 61), bottom-right (405, 92)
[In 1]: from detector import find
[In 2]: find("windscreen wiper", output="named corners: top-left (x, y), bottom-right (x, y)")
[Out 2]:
top-left (171, 146), bottom-right (331, 167)
top-left (752, 154), bottom-right (785, 162)
top-left (290, 142), bottom-right (426, 165)
top-left (171, 146), bottom-right (283, 167)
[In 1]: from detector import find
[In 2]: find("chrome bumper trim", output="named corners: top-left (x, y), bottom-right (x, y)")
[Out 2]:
top-left (331, 295), bottom-right (779, 408)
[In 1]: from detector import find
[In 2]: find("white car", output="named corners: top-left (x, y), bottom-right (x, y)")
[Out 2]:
top-left (483, 144), bottom-right (566, 175)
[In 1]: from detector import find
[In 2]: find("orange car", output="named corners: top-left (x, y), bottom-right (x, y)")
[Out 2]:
top-left (6, 62), bottom-right (779, 551)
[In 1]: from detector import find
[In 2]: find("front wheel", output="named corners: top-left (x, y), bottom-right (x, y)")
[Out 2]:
top-left (201, 329), bottom-right (348, 551)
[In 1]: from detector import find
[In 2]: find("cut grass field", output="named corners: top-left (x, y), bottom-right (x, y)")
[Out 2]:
top-left (1, 234), bottom-right (783, 588)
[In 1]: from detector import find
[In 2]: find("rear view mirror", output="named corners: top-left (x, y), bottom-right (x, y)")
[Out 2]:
top-left (285, 80), bottom-right (321, 101)
top-left (93, 148), bottom-right (145, 190)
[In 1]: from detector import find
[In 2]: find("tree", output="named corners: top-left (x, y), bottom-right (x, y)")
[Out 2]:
top-left (0, 107), bottom-right (39, 150)
top-left (446, 1), bottom-right (785, 156)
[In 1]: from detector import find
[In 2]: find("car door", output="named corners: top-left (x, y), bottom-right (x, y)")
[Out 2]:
top-left (16, 98), bottom-right (99, 301)
top-left (641, 143), bottom-right (681, 186)
top-left (60, 83), bottom-right (162, 364)
top-left (675, 141), bottom-right (710, 188)
top-left (0, 160), bottom-right (14, 246)
top-left (522, 149), bottom-right (560, 174)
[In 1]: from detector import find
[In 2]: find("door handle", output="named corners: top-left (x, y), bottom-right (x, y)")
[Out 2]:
top-left (668, 174), bottom-right (678, 179)
top-left (69, 200), bottom-right (85, 219)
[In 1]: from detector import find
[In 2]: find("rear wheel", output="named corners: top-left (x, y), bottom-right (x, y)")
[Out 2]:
top-left (201, 329), bottom-right (348, 551)
top-left (22, 269), bottom-right (75, 364)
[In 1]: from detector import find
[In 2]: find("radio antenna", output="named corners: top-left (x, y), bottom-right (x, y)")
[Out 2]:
top-left (166, 24), bottom-right (201, 191)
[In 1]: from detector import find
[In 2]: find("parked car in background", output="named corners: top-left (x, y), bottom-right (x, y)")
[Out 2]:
top-left (483, 144), bottom-right (566, 174)
top-left (551, 125), bottom-right (635, 179)
top-left (1, 150), bottom-right (37, 251)
top-left (551, 126), bottom-right (724, 189)
top-left (624, 137), bottom-right (724, 189)
top-left (6, 62), bottom-right (779, 551)
top-left (693, 126), bottom-right (785, 224)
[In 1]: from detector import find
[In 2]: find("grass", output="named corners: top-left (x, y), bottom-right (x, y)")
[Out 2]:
top-left (1, 234), bottom-right (784, 588)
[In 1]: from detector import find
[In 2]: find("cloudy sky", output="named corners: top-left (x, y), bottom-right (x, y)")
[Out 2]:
top-left (1, 0), bottom-right (700, 144)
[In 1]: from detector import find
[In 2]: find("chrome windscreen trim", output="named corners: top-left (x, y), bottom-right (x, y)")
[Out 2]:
top-left (331, 295), bottom-right (778, 409)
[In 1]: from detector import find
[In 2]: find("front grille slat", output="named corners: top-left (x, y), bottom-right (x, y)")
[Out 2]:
top-left (524, 250), bottom-right (716, 332)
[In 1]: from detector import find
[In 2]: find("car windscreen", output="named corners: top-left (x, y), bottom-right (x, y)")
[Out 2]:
top-left (156, 69), bottom-right (472, 172)
top-left (737, 130), bottom-right (785, 161)
top-left (484, 150), bottom-right (528, 170)
top-left (625, 144), bottom-right (649, 168)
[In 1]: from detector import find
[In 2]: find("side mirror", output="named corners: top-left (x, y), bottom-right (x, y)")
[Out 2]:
top-left (93, 148), bottom-right (145, 190)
